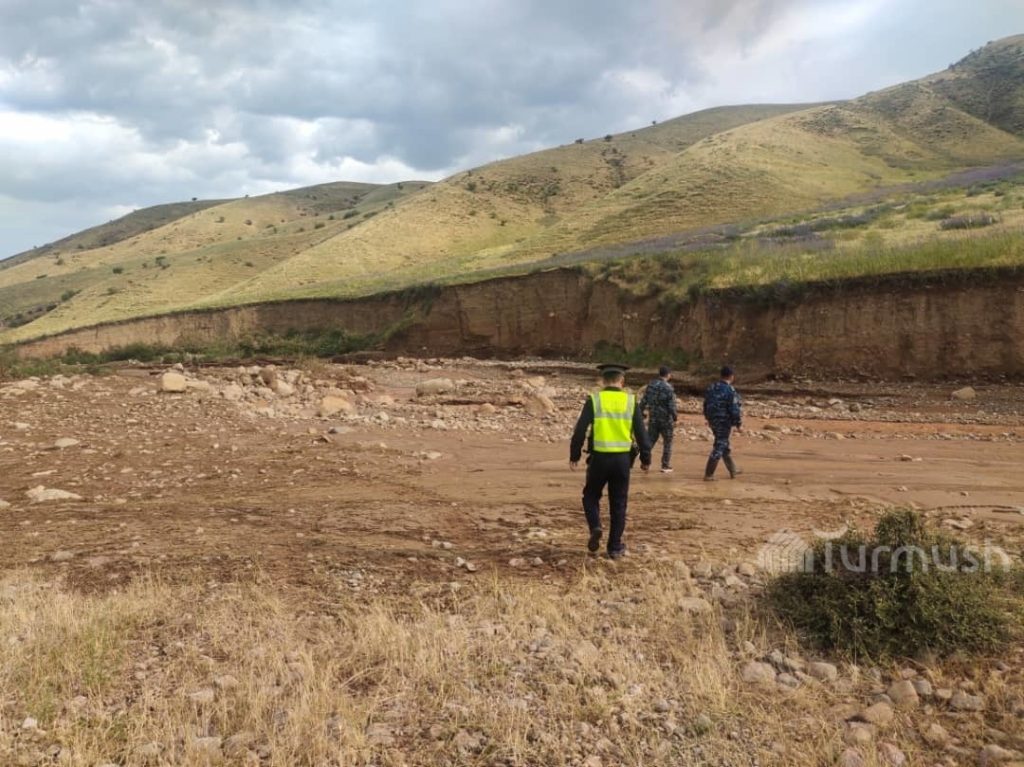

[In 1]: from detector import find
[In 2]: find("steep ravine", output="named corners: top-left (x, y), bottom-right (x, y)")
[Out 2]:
top-left (11, 267), bottom-right (1024, 379)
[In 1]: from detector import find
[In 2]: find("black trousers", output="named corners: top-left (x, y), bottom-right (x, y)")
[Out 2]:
top-left (582, 452), bottom-right (631, 553)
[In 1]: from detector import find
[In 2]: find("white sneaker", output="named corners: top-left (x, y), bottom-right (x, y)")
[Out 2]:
top-left (660, 467), bottom-right (674, 474)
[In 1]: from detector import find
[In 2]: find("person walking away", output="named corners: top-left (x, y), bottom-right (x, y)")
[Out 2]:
top-left (570, 364), bottom-right (652, 558)
top-left (703, 366), bottom-right (742, 481)
top-left (640, 365), bottom-right (678, 473)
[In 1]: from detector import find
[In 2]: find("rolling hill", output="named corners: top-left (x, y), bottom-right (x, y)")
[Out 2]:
top-left (2, 35), bottom-right (1023, 344)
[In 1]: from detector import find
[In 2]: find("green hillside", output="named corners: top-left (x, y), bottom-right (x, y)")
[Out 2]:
top-left (2, 36), bottom-right (1023, 344)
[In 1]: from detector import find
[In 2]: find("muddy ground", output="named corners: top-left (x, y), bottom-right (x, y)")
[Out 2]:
top-left (2, 359), bottom-right (1022, 595)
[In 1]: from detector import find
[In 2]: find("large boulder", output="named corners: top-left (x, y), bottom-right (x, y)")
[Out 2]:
top-left (160, 372), bottom-right (188, 393)
top-left (319, 395), bottom-right (355, 417)
top-left (522, 393), bottom-right (556, 416)
top-left (416, 378), bottom-right (454, 396)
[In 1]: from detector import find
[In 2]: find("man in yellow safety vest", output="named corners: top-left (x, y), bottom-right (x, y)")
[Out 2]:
top-left (569, 363), bottom-right (652, 558)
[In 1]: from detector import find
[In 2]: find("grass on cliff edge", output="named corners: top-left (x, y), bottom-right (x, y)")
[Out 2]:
top-left (595, 229), bottom-right (1024, 304)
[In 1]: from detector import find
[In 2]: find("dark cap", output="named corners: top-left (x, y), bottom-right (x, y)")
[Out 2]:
top-left (597, 363), bottom-right (630, 375)
top-left (658, 365), bottom-right (671, 377)
top-left (720, 365), bottom-right (734, 378)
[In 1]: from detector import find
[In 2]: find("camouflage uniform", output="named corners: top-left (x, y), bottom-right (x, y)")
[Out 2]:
top-left (703, 380), bottom-right (742, 478)
top-left (640, 378), bottom-right (677, 470)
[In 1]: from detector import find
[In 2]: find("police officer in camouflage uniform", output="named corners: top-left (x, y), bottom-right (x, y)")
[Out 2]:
top-left (640, 365), bottom-right (678, 473)
top-left (703, 366), bottom-right (743, 481)
top-left (570, 364), bottom-right (652, 559)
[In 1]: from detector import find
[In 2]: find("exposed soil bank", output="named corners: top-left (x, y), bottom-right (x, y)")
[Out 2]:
top-left (12, 267), bottom-right (1024, 378)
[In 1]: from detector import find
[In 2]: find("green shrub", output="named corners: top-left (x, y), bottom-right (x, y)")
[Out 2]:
top-left (766, 510), bottom-right (1022, 660)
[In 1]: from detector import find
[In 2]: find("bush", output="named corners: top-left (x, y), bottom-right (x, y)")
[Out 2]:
top-left (766, 510), bottom-right (1022, 660)
top-left (939, 213), bottom-right (996, 230)
top-left (112, 266), bottom-right (124, 274)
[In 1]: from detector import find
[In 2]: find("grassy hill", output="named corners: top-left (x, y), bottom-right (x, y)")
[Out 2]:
top-left (0, 181), bottom-right (428, 335)
top-left (2, 36), bottom-right (1024, 344)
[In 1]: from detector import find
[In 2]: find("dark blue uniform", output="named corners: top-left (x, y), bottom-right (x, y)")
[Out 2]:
top-left (640, 378), bottom-right (677, 470)
top-left (703, 380), bottom-right (742, 479)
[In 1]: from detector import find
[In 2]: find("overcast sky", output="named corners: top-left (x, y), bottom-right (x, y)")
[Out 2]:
top-left (1, 0), bottom-right (1021, 258)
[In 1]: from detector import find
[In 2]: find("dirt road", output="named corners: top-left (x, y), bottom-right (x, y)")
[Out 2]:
top-left (3, 360), bottom-right (1022, 594)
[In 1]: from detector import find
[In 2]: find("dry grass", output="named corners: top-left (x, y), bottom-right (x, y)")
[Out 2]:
top-left (0, 566), bottom-right (854, 767)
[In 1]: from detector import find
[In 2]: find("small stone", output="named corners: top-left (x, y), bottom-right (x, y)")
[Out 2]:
top-left (50, 550), bottom-right (75, 562)
top-left (878, 742), bottom-right (906, 766)
top-left (740, 661), bottom-right (776, 685)
top-left (807, 661), bottom-right (838, 682)
top-left (843, 723), bottom-right (875, 746)
top-left (951, 386), bottom-right (977, 401)
top-left (678, 597), bottom-right (713, 614)
top-left (22, 717), bottom-right (38, 730)
top-left (838, 747), bottom-right (866, 767)
top-left (980, 744), bottom-right (1018, 764)
top-left (912, 678), bottom-right (933, 697)
top-left (921, 722), bottom-right (948, 746)
top-left (53, 438), bottom-right (80, 449)
top-left (887, 680), bottom-right (920, 709)
top-left (855, 702), bottom-right (894, 727)
top-left (26, 486), bottom-right (82, 503)
top-left (949, 691), bottom-right (985, 711)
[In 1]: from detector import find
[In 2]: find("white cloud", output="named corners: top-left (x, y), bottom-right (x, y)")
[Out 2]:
top-left (1, 0), bottom-right (1022, 256)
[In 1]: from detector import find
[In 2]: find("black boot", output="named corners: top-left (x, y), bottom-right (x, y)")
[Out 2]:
top-left (723, 455), bottom-right (742, 479)
top-left (703, 457), bottom-right (719, 481)
top-left (587, 528), bottom-right (602, 553)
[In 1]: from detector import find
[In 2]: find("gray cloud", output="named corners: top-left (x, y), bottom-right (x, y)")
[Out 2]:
top-left (1, 0), bottom-right (1022, 255)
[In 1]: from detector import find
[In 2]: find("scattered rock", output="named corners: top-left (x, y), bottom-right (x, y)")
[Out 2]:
top-left (886, 679), bottom-right (920, 709)
top-left (855, 702), bottom-right (894, 727)
top-left (877, 742), bottom-right (906, 766)
top-left (221, 383), bottom-right (245, 401)
top-left (50, 550), bottom-right (75, 562)
top-left (843, 723), bottom-right (875, 746)
top-left (416, 378), bottom-right (454, 396)
top-left (980, 744), bottom-right (1019, 764)
top-left (319, 395), bottom-right (355, 417)
top-left (807, 661), bottom-right (838, 682)
top-left (678, 597), bottom-right (713, 615)
top-left (53, 437), bottom-right (80, 449)
top-left (740, 661), bottom-right (777, 686)
top-left (160, 371), bottom-right (188, 393)
top-left (921, 722), bottom-right (948, 746)
top-left (951, 386), bottom-right (977, 401)
top-left (838, 747), bottom-right (866, 767)
top-left (26, 486), bottom-right (82, 503)
top-left (949, 691), bottom-right (985, 711)
top-left (522, 393), bottom-right (556, 416)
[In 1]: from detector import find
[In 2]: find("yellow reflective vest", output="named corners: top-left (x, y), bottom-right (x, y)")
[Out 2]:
top-left (590, 390), bottom-right (636, 453)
